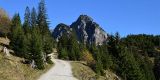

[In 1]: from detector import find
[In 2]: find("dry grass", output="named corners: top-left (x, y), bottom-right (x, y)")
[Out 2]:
top-left (71, 61), bottom-right (121, 80)
top-left (71, 62), bottom-right (106, 80)
top-left (0, 53), bottom-right (52, 80)
top-left (71, 62), bottom-right (96, 80)
top-left (0, 37), bottom-right (10, 45)
top-left (155, 47), bottom-right (160, 52)
top-left (104, 70), bottom-right (121, 80)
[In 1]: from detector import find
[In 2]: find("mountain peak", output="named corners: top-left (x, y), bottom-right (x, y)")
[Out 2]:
top-left (52, 15), bottom-right (108, 45)
top-left (77, 15), bottom-right (93, 23)
top-left (52, 23), bottom-right (70, 41)
top-left (56, 23), bottom-right (69, 29)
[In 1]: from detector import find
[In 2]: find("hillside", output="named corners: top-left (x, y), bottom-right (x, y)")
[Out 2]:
top-left (71, 62), bottom-right (120, 80)
top-left (0, 51), bottom-right (52, 80)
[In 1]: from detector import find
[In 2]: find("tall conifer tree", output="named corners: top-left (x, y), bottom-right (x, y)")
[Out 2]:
top-left (31, 27), bottom-right (44, 69)
top-left (23, 6), bottom-right (31, 33)
top-left (37, 0), bottom-right (53, 57)
top-left (10, 14), bottom-right (27, 57)
top-left (31, 7), bottom-right (37, 28)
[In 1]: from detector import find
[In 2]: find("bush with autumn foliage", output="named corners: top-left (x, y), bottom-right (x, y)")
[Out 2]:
top-left (0, 8), bottom-right (11, 37)
top-left (81, 49), bottom-right (95, 65)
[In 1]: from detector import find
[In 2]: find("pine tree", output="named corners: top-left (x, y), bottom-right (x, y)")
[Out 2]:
top-left (31, 27), bottom-right (44, 69)
top-left (43, 35), bottom-right (53, 54)
top-left (57, 34), bottom-right (69, 59)
top-left (10, 14), bottom-right (26, 57)
top-left (95, 49), bottom-right (103, 75)
top-left (59, 48), bottom-right (68, 59)
top-left (23, 7), bottom-right (32, 60)
top-left (154, 55), bottom-right (160, 80)
top-left (35, 0), bottom-right (54, 64)
top-left (10, 13), bottom-right (21, 36)
top-left (118, 46), bottom-right (146, 80)
top-left (68, 48), bottom-right (76, 60)
top-left (23, 6), bottom-right (31, 33)
top-left (107, 34), bottom-right (118, 57)
top-left (31, 7), bottom-right (37, 28)
top-left (37, 0), bottom-right (53, 63)
top-left (141, 57), bottom-right (155, 80)
top-left (68, 32), bottom-right (82, 60)
top-left (21, 35), bottom-right (30, 59)
top-left (37, 0), bottom-right (50, 35)
top-left (115, 32), bottom-right (120, 44)
top-left (100, 45), bottom-right (113, 70)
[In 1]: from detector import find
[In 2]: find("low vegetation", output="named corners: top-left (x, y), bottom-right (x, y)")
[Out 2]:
top-left (71, 62), bottom-right (120, 80)
top-left (0, 53), bottom-right (52, 80)
top-left (71, 62), bottom-right (100, 80)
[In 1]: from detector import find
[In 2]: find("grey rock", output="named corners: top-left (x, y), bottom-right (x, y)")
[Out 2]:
top-left (52, 23), bottom-right (71, 42)
top-left (52, 15), bottom-right (108, 45)
top-left (3, 47), bottom-right (10, 56)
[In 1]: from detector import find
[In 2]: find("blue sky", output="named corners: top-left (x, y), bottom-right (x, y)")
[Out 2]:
top-left (0, 0), bottom-right (160, 36)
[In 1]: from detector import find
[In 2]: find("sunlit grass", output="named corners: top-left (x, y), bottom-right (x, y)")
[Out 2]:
top-left (71, 61), bottom-right (106, 80)
top-left (0, 53), bottom-right (52, 80)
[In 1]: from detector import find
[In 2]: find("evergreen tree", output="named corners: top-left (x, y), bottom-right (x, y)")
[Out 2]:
top-left (23, 7), bottom-right (32, 60)
top-left (37, 0), bottom-right (53, 62)
top-left (21, 35), bottom-right (30, 59)
top-left (23, 6), bottom-right (31, 33)
top-left (118, 46), bottom-right (146, 80)
top-left (106, 33), bottom-right (149, 80)
top-left (68, 31), bottom-right (82, 60)
top-left (68, 48), bottom-right (76, 60)
top-left (154, 55), bottom-right (160, 80)
top-left (37, 0), bottom-right (50, 36)
top-left (57, 34), bottom-right (69, 59)
top-left (100, 45), bottom-right (113, 70)
top-left (31, 27), bottom-right (44, 69)
top-left (36, 0), bottom-right (54, 64)
top-left (59, 48), bottom-right (68, 59)
top-left (107, 34), bottom-right (118, 57)
top-left (31, 7), bottom-right (37, 27)
top-left (95, 49), bottom-right (103, 75)
top-left (132, 47), bottom-right (155, 80)
top-left (43, 35), bottom-right (53, 54)
top-left (10, 14), bottom-right (27, 57)
top-left (140, 57), bottom-right (155, 80)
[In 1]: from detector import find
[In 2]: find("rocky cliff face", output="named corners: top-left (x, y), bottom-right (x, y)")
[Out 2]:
top-left (52, 15), bottom-right (108, 45)
top-left (52, 23), bottom-right (71, 42)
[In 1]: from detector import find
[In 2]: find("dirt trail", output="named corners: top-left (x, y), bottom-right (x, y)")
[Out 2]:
top-left (38, 59), bottom-right (78, 80)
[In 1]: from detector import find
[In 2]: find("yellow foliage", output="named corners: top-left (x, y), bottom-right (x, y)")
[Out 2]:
top-left (81, 49), bottom-right (95, 65)
top-left (0, 8), bottom-right (11, 36)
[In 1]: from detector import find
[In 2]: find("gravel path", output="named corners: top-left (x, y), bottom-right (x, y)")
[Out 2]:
top-left (38, 59), bottom-right (78, 80)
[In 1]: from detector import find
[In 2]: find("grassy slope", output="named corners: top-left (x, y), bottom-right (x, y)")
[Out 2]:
top-left (71, 62), bottom-right (121, 80)
top-left (71, 62), bottom-right (105, 80)
top-left (0, 53), bottom-right (52, 80)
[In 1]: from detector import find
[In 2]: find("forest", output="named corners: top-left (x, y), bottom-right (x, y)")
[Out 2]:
top-left (57, 31), bottom-right (160, 80)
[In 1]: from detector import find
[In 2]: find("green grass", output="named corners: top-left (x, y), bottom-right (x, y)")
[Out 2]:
top-left (0, 53), bottom-right (52, 80)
